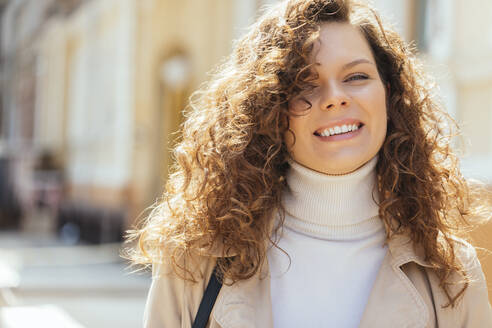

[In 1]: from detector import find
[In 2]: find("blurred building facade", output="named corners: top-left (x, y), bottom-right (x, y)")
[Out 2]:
top-left (0, 0), bottom-right (492, 319)
top-left (0, 1), bottom-right (264, 325)
top-left (1, 0), bottom-right (492, 258)
top-left (375, 0), bottom-right (492, 181)
top-left (0, 0), bottom-right (275, 241)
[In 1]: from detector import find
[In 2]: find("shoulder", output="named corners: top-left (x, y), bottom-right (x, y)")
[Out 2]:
top-left (443, 236), bottom-right (492, 326)
top-left (432, 236), bottom-right (488, 299)
top-left (449, 236), bottom-right (484, 281)
top-left (144, 254), bottom-right (217, 328)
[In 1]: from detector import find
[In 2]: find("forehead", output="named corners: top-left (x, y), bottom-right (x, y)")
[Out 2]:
top-left (312, 22), bottom-right (375, 65)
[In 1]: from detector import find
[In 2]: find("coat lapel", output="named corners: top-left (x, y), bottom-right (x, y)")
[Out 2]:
top-left (213, 264), bottom-right (273, 328)
top-left (213, 232), bottom-right (432, 328)
top-left (359, 233), bottom-right (431, 328)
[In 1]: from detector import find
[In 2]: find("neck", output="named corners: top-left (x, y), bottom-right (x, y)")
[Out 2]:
top-left (282, 156), bottom-right (381, 240)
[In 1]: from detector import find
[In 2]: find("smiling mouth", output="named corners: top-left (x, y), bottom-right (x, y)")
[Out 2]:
top-left (313, 123), bottom-right (364, 137)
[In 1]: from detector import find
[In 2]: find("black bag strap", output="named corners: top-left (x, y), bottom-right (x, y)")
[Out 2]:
top-left (192, 265), bottom-right (222, 328)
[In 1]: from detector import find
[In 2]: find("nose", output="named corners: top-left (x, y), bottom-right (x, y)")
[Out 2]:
top-left (320, 83), bottom-right (350, 111)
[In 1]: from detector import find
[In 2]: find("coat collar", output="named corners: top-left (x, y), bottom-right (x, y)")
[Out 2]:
top-left (213, 232), bottom-right (433, 328)
top-left (213, 260), bottom-right (273, 327)
top-left (359, 232), bottom-right (432, 327)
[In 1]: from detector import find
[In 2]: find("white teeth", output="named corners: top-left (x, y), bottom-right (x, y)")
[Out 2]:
top-left (318, 123), bottom-right (361, 137)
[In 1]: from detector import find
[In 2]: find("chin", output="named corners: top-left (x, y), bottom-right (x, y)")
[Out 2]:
top-left (318, 157), bottom-right (367, 175)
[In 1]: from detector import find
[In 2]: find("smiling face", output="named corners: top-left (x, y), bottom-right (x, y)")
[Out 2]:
top-left (285, 22), bottom-right (388, 175)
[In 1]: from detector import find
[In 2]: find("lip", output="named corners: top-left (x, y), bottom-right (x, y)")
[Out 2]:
top-left (313, 118), bottom-right (364, 135)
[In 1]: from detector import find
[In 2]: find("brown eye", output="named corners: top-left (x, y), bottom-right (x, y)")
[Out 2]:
top-left (345, 74), bottom-right (369, 82)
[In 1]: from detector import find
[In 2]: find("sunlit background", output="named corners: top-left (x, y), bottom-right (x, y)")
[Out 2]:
top-left (0, 0), bottom-right (492, 327)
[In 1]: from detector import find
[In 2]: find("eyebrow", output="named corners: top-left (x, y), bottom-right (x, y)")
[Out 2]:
top-left (342, 58), bottom-right (375, 70)
top-left (315, 58), bottom-right (375, 70)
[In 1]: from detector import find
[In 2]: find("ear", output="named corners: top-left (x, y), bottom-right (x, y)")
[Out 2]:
top-left (386, 82), bottom-right (391, 93)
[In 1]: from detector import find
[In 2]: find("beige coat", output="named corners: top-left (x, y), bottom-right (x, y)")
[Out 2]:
top-left (144, 233), bottom-right (492, 327)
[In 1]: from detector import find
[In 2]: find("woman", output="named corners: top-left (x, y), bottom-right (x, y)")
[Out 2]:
top-left (127, 0), bottom-right (492, 327)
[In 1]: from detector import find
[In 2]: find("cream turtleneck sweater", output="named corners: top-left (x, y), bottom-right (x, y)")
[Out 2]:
top-left (267, 156), bottom-right (388, 328)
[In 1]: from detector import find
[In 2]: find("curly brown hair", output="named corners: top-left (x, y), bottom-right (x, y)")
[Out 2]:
top-left (126, 0), bottom-right (489, 308)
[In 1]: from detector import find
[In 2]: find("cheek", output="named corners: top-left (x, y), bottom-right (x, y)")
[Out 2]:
top-left (377, 114), bottom-right (388, 142)
top-left (287, 114), bottom-right (307, 134)
top-left (373, 94), bottom-right (388, 146)
top-left (362, 85), bottom-right (388, 142)
top-left (284, 129), bottom-right (294, 150)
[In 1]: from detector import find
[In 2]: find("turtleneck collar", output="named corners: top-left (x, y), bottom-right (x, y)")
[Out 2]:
top-left (282, 156), bottom-right (382, 240)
